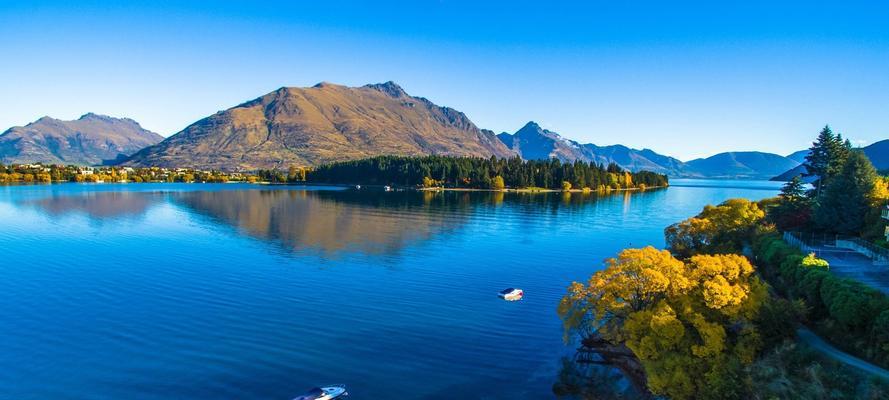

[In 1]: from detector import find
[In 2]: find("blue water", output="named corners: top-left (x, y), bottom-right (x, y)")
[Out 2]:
top-left (0, 179), bottom-right (781, 399)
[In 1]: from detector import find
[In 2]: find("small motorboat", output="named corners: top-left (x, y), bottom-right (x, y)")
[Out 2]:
top-left (293, 385), bottom-right (348, 400)
top-left (498, 288), bottom-right (524, 301)
top-left (355, 185), bottom-right (361, 190)
top-left (384, 185), bottom-right (392, 191)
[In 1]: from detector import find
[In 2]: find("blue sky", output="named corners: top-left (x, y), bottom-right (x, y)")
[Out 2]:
top-left (1, 1), bottom-right (887, 160)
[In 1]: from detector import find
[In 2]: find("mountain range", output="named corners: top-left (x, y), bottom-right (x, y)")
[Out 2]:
top-left (495, 121), bottom-right (808, 179)
top-left (496, 122), bottom-right (688, 175)
top-left (0, 113), bottom-right (162, 165)
top-left (2, 81), bottom-right (885, 179)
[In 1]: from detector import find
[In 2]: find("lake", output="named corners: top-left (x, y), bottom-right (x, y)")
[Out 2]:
top-left (0, 179), bottom-right (781, 399)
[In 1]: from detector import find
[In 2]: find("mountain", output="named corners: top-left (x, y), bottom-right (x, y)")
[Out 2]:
top-left (581, 145), bottom-right (688, 176)
top-left (496, 122), bottom-right (587, 161)
top-left (0, 113), bottom-right (163, 165)
top-left (496, 121), bottom-right (686, 175)
top-left (771, 165), bottom-right (807, 181)
top-left (786, 149), bottom-right (810, 164)
top-left (124, 82), bottom-right (515, 170)
top-left (771, 139), bottom-right (889, 180)
top-left (863, 139), bottom-right (889, 171)
top-left (683, 152), bottom-right (800, 179)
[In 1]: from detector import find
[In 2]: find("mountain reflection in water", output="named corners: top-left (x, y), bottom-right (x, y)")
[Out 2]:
top-left (171, 189), bottom-right (471, 257)
top-left (20, 191), bottom-right (162, 220)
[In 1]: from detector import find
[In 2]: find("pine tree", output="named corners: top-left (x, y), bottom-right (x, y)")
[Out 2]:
top-left (780, 175), bottom-right (807, 203)
top-left (814, 151), bottom-right (878, 235)
top-left (804, 126), bottom-right (833, 196)
top-left (804, 126), bottom-right (853, 197)
top-left (771, 175), bottom-right (812, 230)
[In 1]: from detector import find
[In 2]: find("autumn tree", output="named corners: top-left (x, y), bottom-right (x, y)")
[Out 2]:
top-left (558, 247), bottom-right (767, 400)
top-left (862, 176), bottom-right (889, 240)
top-left (491, 175), bottom-right (505, 190)
top-left (665, 199), bottom-right (765, 258)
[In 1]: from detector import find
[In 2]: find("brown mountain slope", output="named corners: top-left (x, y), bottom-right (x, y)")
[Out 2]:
top-left (124, 82), bottom-right (515, 170)
top-left (0, 113), bottom-right (163, 165)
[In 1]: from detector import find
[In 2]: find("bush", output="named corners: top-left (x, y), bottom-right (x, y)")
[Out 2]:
top-left (757, 297), bottom-right (806, 350)
top-left (751, 230), bottom-right (889, 368)
top-left (801, 253), bottom-right (829, 269)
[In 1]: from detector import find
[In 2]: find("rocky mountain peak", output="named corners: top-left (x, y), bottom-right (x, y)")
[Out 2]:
top-left (364, 81), bottom-right (407, 98)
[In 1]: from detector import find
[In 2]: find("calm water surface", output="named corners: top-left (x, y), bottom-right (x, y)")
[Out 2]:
top-left (0, 179), bottom-right (781, 399)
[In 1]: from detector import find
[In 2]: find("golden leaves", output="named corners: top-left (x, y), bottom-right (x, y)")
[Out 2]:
top-left (558, 247), bottom-right (767, 399)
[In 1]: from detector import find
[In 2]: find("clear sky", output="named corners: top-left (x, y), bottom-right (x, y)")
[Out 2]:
top-left (1, 1), bottom-right (887, 160)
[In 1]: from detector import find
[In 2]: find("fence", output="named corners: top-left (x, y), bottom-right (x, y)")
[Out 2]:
top-left (784, 231), bottom-right (889, 266)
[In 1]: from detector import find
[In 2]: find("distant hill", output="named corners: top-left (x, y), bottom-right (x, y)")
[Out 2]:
top-left (771, 165), bottom-right (808, 182)
top-left (0, 113), bottom-right (163, 165)
top-left (864, 139), bottom-right (889, 171)
top-left (786, 149), bottom-right (810, 164)
top-left (771, 139), bottom-right (889, 180)
top-left (124, 82), bottom-right (515, 170)
top-left (683, 152), bottom-right (800, 180)
top-left (496, 121), bottom-right (686, 175)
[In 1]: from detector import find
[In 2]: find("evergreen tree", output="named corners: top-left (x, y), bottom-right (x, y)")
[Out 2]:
top-left (804, 126), bottom-right (851, 197)
top-left (770, 175), bottom-right (812, 231)
top-left (814, 151), bottom-right (878, 234)
top-left (780, 175), bottom-right (807, 202)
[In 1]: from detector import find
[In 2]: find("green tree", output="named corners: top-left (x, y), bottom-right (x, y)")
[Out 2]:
top-left (781, 175), bottom-right (807, 201)
top-left (814, 151), bottom-right (877, 234)
top-left (769, 176), bottom-right (812, 231)
top-left (804, 125), bottom-right (851, 197)
top-left (561, 180), bottom-right (572, 192)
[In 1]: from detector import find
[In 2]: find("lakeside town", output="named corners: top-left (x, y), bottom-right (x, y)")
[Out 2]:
top-left (0, 163), bottom-right (294, 184)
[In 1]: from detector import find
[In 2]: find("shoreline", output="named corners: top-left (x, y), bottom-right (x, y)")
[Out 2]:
top-left (0, 180), bottom-right (669, 193)
top-left (416, 185), bottom-right (669, 193)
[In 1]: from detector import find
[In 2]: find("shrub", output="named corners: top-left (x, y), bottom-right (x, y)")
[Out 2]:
top-left (801, 253), bottom-right (829, 269)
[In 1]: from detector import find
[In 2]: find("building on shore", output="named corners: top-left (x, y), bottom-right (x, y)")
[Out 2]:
top-left (882, 205), bottom-right (889, 241)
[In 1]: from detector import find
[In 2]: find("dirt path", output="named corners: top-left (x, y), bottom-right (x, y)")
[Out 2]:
top-left (797, 328), bottom-right (889, 381)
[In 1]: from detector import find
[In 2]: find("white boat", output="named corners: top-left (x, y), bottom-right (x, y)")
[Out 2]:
top-left (498, 288), bottom-right (524, 301)
top-left (384, 185), bottom-right (392, 191)
top-left (293, 385), bottom-right (348, 400)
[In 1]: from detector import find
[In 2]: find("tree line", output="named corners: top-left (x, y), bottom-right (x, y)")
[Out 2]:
top-left (304, 155), bottom-right (668, 190)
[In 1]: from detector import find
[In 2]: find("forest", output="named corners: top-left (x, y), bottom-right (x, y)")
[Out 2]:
top-left (304, 155), bottom-right (669, 190)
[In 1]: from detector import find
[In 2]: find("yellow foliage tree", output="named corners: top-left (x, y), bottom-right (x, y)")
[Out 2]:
top-left (665, 198), bottom-right (765, 258)
top-left (558, 247), bottom-right (766, 400)
top-left (491, 175), bottom-right (505, 190)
